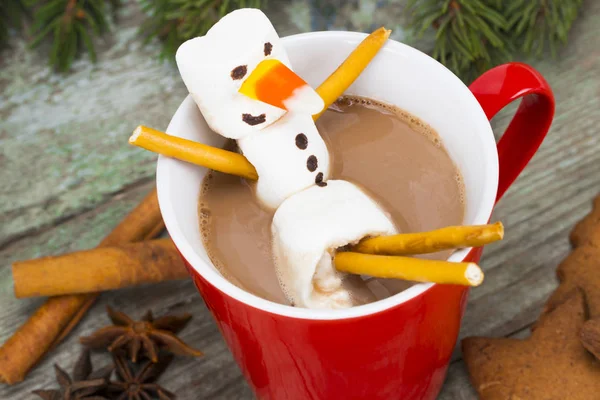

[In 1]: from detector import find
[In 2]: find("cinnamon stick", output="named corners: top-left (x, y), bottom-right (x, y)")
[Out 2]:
top-left (13, 238), bottom-right (186, 298)
top-left (0, 188), bottom-right (164, 384)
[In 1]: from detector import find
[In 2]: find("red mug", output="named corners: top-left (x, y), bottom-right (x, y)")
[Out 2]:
top-left (157, 32), bottom-right (554, 399)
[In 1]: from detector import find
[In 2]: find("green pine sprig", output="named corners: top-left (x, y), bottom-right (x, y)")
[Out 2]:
top-left (0, 0), bottom-right (29, 48)
top-left (406, 0), bottom-right (512, 83)
top-left (2, 0), bottom-right (584, 80)
top-left (406, 0), bottom-right (583, 83)
top-left (138, 0), bottom-right (264, 60)
top-left (505, 0), bottom-right (583, 58)
top-left (27, 0), bottom-right (120, 72)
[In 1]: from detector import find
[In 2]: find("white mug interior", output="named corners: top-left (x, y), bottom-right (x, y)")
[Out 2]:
top-left (157, 31), bottom-right (499, 320)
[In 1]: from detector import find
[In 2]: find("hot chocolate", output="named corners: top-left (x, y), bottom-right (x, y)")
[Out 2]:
top-left (199, 96), bottom-right (465, 305)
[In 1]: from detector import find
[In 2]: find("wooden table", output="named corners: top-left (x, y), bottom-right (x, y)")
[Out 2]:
top-left (1, 1), bottom-right (598, 398)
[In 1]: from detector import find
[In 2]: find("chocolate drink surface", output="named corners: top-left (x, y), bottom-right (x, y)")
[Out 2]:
top-left (199, 96), bottom-right (465, 305)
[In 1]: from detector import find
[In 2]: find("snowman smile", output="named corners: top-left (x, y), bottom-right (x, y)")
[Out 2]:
top-left (242, 113), bottom-right (267, 126)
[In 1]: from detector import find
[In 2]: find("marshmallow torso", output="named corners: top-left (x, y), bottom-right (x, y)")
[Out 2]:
top-left (272, 180), bottom-right (398, 309)
top-left (238, 113), bottom-right (330, 209)
top-left (176, 9), bottom-right (291, 139)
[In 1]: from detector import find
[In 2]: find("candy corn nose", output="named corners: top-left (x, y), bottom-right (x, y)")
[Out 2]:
top-left (239, 59), bottom-right (324, 115)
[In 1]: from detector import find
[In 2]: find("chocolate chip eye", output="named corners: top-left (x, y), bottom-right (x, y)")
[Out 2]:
top-left (264, 42), bottom-right (273, 56)
top-left (231, 65), bottom-right (247, 80)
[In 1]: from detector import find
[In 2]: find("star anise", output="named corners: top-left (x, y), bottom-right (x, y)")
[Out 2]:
top-left (32, 349), bottom-right (113, 400)
top-left (80, 307), bottom-right (203, 363)
top-left (107, 354), bottom-right (176, 400)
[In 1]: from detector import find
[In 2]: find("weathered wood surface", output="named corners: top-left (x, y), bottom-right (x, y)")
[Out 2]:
top-left (0, 0), bottom-right (599, 398)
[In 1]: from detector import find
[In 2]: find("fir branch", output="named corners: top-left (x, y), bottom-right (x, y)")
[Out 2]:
top-left (3, 0), bottom-right (583, 79)
top-left (0, 0), bottom-right (29, 48)
top-left (138, 0), bottom-right (265, 60)
top-left (506, 0), bottom-right (583, 58)
top-left (406, 0), bottom-right (512, 83)
top-left (27, 0), bottom-right (119, 72)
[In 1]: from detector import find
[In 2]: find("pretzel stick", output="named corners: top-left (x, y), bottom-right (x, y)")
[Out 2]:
top-left (313, 26), bottom-right (391, 120)
top-left (335, 252), bottom-right (484, 287)
top-left (354, 222), bottom-right (504, 256)
top-left (130, 126), bottom-right (258, 180)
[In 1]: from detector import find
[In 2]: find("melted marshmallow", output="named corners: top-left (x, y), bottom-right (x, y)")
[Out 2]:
top-left (272, 180), bottom-right (398, 309)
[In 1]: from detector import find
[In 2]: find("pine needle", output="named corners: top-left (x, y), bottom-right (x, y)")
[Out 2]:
top-left (406, 0), bottom-right (582, 83)
top-left (506, 0), bottom-right (583, 59)
top-left (406, 0), bottom-right (511, 83)
top-left (0, 0), bottom-right (29, 48)
top-left (1, 0), bottom-right (584, 79)
top-left (27, 0), bottom-right (120, 72)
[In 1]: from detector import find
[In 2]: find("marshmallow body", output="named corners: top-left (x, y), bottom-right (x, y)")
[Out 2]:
top-left (176, 9), bottom-right (290, 139)
top-left (272, 180), bottom-right (398, 309)
top-left (238, 113), bottom-right (330, 209)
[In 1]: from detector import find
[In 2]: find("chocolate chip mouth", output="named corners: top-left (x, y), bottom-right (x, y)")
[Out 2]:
top-left (242, 113), bottom-right (267, 126)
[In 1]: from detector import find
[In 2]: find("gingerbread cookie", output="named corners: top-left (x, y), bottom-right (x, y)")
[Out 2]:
top-left (544, 195), bottom-right (600, 316)
top-left (463, 290), bottom-right (600, 400)
top-left (570, 195), bottom-right (600, 248)
top-left (544, 245), bottom-right (600, 317)
top-left (581, 318), bottom-right (600, 360)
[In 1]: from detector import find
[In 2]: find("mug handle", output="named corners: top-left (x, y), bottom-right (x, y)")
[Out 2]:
top-left (468, 62), bottom-right (555, 203)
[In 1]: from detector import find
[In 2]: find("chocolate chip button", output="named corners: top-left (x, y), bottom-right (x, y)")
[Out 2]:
top-left (315, 172), bottom-right (326, 186)
top-left (295, 133), bottom-right (308, 150)
top-left (306, 155), bottom-right (318, 172)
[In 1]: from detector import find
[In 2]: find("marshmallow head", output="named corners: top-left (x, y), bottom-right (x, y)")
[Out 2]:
top-left (176, 9), bottom-right (320, 139)
top-left (271, 180), bottom-right (398, 309)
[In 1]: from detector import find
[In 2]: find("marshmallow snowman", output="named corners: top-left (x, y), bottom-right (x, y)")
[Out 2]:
top-left (176, 8), bottom-right (328, 209)
top-left (177, 9), bottom-right (399, 309)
